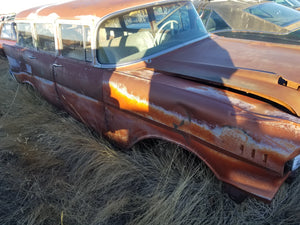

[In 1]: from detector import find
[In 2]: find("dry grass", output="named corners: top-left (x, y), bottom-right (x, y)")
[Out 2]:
top-left (0, 58), bottom-right (300, 225)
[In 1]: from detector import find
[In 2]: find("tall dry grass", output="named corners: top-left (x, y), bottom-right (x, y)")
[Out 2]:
top-left (0, 58), bottom-right (299, 225)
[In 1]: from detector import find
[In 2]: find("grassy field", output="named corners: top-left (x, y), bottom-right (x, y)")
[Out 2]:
top-left (0, 58), bottom-right (300, 225)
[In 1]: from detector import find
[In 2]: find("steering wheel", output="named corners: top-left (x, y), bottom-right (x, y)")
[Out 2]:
top-left (154, 20), bottom-right (179, 45)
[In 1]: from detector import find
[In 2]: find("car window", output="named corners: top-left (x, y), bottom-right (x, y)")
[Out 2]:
top-left (154, 3), bottom-right (193, 31)
top-left (206, 11), bottom-right (231, 32)
top-left (271, 0), bottom-right (300, 8)
top-left (36, 23), bottom-right (55, 53)
top-left (123, 9), bottom-right (150, 29)
top-left (245, 2), bottom-right (300, 27)
top-left (199, 9), bottom-right (212, 26)
top-left (0, 23), bottom-right (16, 40)
top-left (17, 23), bottom-right (34, 48)
top-left (61, 24), bottom-right (92, 62)
top-left (97, 1), bottom-right (206, 65)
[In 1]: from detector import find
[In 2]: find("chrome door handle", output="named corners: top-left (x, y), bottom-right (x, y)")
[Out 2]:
top-left (28, 55), bottom-right (36, 59)
top-left (53, 64), bottom-right (63, 67)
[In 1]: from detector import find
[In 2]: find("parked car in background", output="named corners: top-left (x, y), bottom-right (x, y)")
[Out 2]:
top-left (0, 21), bottom-right (16, 56)
top-left (3, 0), bottom-right (300, 203)
top-left (267, 0), bottom-right (300, 10)
top-left (198, 0), bottom-right (300, 45)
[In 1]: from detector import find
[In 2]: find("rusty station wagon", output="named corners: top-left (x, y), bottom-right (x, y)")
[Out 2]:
top-left (3, 0), bottom-right (300, 202)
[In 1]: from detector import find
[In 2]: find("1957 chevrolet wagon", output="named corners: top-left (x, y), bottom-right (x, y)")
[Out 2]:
top-left (3, 0), bottom-right (300, 202)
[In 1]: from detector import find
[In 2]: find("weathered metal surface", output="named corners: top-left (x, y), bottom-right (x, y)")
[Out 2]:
top-left (3, 0), bottom-right (300, 202)
top-left (148, 36), bottom-right (300, 116)
top-left (106, 68), bottom-right (300, 171)
top-left (16, 0), bottom-right (169, 20)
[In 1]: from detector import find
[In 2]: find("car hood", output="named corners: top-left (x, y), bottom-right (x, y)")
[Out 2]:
top-left (148, 35), bottom-right (300, 116)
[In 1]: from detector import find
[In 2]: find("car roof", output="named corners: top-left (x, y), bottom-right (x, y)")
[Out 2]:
top-left (16, 0), bottom-right (183, 21)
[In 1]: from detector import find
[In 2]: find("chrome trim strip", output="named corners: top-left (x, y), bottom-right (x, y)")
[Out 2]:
top-left (292, 154), bottom-right (300, 171)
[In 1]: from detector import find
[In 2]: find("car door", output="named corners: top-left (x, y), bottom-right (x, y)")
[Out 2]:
top-left (5, 22), bottom-right (35, 84)
top-left (3, 43), bottom-right (22, 81)
top-left (26, 22), bottom-right (60, 106)
top-left (53, 23), bottom-right (105, 132)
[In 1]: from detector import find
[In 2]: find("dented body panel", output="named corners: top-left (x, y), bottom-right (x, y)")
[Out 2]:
top-left (3, 0), bottom-right (300, 202)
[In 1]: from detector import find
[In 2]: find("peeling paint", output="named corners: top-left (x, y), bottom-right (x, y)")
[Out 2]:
top-left (186, 86), bottom-right (256, 111)
top-left (75, 15), bottom-right (101, 23)
top-left (27, 12), bottom-right (59, 20)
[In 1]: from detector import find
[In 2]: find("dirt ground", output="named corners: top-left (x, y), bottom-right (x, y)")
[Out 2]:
top-left (0, 58), bottom-right (300, 225)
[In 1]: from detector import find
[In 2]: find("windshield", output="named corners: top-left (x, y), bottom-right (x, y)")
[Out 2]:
top-left (97, 2), bottom-right (207, 65)
top-left (270, 0), bottom-right (300, 8)
top-left (245, 2), bottom-right (300, 27)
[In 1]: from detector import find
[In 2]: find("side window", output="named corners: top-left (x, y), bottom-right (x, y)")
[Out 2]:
top-left (60, 24), bottom-right (92, 61)
top-left (36, 23), bottom-right (55, 53)
top-left (17, 23), bottom-right (33, 48)
top-left (199, 9), bottom-right (212, 27)
top-left (206, 11), bottom-right (230, 32)
top-left (97, 2), bottom-right (205, 65)
top-left (97, 9), bottom-right (153, 64)
top-left (0, 23), bottom-right (16, 40)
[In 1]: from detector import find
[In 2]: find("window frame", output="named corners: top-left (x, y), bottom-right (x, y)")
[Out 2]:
top-left (58, 21), bottom-right (93, 62)
top-left (16, 21), bottom-right (35, 49)
top-left (95, 1), bottom-right (209, 68)
top-left (16, 20), bottom-right (59, 55)
top-left (34, 22), bottom-right (56, 54)
top-left (0, 22), bottom-right (16, 40)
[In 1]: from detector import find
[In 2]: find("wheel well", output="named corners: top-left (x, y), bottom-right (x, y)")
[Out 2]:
top-left (131, 137), bottom-right (214, 176)
top-left (132, 137), bottom-right (249, 203)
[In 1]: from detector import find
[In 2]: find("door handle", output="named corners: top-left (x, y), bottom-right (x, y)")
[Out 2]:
top-left (53, 64), bottom-right (63, 67)
top-left (28, 55), bottom-right (36, 59)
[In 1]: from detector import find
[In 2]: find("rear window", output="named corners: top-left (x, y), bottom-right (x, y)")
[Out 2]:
top-left (17, 23), bottom-right (33, 48)
top-left (245, 2), bottom-right (300, 27)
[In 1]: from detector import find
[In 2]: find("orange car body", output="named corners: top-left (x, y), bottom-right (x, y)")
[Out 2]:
top-left (4, 0), bottom-right (300, 202)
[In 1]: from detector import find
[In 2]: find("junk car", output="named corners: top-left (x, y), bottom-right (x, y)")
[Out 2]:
top-left (198, 0), bottom-right (300, 45)
top-left (3, 0), bottom-right (300, 202)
